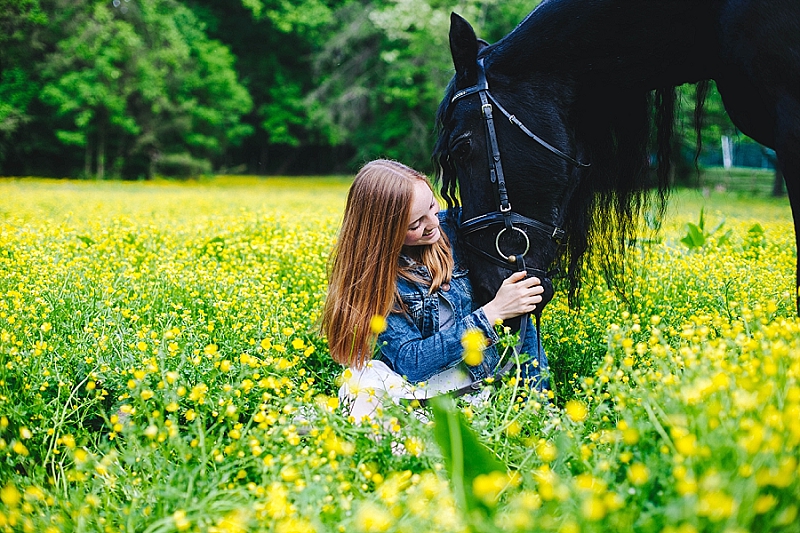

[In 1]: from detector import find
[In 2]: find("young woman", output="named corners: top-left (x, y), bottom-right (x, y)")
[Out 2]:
top-left (322, 160), bottom-right (548, 418)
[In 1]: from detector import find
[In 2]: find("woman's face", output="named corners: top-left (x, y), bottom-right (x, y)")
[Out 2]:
top-left (404, 179), bottom-right (441, 247)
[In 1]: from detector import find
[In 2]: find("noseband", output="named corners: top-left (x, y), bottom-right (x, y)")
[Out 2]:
top-left (451, 57), bottom-right (590, 280)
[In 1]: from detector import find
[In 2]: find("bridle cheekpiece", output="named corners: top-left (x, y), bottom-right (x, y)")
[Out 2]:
top-left (450, 57), bottom-right (590, 277)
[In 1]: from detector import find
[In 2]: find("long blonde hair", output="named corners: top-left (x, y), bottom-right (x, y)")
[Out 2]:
top-left (322, 160), bottom-right (454, 368)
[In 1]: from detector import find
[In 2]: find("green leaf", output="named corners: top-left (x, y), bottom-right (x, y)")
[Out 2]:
top-left (240, 0), bottom-right (263, 19)
top-left (681, 223), bottom-right (705, 248)
top-left (77, 235), bottom-right (95, 246)
top-left (717, 229), bottom-right (732, 246)
top-left (430, 396), bottom-right (506, 524)
top-left (709, 218), bottom-right (727, 236)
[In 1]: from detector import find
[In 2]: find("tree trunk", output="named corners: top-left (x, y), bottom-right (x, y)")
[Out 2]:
top-left (148, 148), bottom-right (160, 180)
top-left (259, 144), bottom-right (268, 175)
top-left (97, 120), bottom-right (106, 180)
top-left (275, 147), bottom-right (299, 175)
top-left (84, 139), bottom-right (92, 179)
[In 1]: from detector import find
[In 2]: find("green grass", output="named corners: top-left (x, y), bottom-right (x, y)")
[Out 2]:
top-left (0, 176), bottom-right (798, 533)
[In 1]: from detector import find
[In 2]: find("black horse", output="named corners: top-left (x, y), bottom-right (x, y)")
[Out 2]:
top-left (434, 0), bottom-right (800, 318)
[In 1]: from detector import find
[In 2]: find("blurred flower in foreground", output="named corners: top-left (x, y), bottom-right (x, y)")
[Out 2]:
top-left (370, 315), bottom-right (387, 335)
top-left (461, 328), bottom-right (486, 366)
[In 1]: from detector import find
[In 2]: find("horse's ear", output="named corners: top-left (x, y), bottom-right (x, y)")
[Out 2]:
top-left (449, 12), bottom-right (480, 86)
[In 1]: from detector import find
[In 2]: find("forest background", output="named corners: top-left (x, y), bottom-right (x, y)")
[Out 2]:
top-left (0, 0), bottom-right (774, 181)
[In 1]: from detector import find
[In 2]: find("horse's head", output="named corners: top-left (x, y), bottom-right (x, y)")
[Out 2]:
top-left (435, 13), bottom-right (590, 322)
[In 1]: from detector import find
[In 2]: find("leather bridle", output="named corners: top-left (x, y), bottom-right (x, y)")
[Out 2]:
top-left (449, 57), bottom-right (590, 362)
top-left (450, 57), bottom-right (590, 283)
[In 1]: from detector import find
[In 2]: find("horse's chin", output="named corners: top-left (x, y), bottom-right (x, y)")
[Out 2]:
top-left (536, 276), bottom-right (555, 315)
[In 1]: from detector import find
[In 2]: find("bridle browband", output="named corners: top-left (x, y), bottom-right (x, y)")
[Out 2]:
top-left (450, 57), bottom-right (590, 280)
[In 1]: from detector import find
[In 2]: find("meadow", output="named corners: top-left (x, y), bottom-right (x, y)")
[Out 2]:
top-left (0, 176), bottom-right (798, 533)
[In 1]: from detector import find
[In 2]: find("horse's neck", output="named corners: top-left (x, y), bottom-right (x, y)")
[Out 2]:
top-left (493, 0), bottom-right (724, 89)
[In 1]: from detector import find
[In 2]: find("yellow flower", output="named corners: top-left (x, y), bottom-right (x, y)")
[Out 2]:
top-left (461, 328), bottom-right (486, 366)
top-left (0, 484), bottom-right (21, 507)
top-left (622, 427), bottom-right (640, 445)
top-left (24, 485), bottom-right (45, 502)
top-left (627, 463), bottom-right (650, 485)
top-left (505, 420), bottom-right (521, 437)
top-left (581, 496), bottom-right (606, 521)
top-left (173, 510), bottom-right (191, 531)
top-left (754, 494), bottom-right (778, 514)
top-left (472, 471), bottom-right (510, 506)
top-left (355, 502), bottom-right (393, 532)
top-left (204, 344), bottom-right (219, 356)
top-left (565, 400), bottom-right (588, 423)
top-left (12, 441), bottom-right (29, 456)
top-left (264, 482), bottom-right (290, 519)
top-left (461, 328), bottom-right (486, 351)
top-left (326, 397), bottom-right (339, 411)
top-left (276, 517), bottom-right (316, 533)
top-left (674, 433), bottom-right (697, 456)
top-left (280, 465), bottom-right (299, 482)
top-left (463, 349), bottom-right (483, 366)
top-left (210, 509), bottom-right (250, 533)
top-left (535, 440), bottom-right (557, 462)
top-left (369, 315), bottom-right (387, 335)
top-left (189, 383), bottom-right (208, 403)
top-left (697, 490), bottom-right (737, 521)
top-left (404, 437), bottom-right (424, 457)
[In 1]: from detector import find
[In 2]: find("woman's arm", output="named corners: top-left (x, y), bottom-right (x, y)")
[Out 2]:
top-left (377, 307), bottom-right (499, 384)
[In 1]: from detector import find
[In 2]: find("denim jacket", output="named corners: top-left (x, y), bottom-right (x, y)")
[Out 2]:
top-left (375, 208), bottom-right (548, 385)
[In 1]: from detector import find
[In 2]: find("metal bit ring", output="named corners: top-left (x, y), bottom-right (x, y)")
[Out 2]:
top-left (495, 226), bottom-right (530, 262)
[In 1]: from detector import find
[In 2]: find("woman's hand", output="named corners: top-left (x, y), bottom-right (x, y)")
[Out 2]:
top-left (481, 271), bottom-right (544, 325)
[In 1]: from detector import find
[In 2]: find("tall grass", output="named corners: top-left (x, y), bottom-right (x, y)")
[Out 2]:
top-left (0, 177), bottom-right (797, 532)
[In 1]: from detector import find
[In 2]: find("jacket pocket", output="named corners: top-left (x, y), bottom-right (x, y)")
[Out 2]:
top-left (402, 294), bottom-right (424, 324)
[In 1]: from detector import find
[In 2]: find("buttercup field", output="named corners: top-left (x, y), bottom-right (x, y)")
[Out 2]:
top-left (0, 177), bottom-right (798, 532)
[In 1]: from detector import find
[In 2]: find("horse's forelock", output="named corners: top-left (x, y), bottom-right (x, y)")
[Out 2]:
top-left (434, 77), bottom-right (461, 208)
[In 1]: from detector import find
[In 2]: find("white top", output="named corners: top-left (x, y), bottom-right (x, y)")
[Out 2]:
top-left (338, 287), bottom-right (478, 422)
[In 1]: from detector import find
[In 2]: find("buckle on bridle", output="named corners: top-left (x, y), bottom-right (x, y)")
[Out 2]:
top-left (481, 103), bottom-right (493, 118)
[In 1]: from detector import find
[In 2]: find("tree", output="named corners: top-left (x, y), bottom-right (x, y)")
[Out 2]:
top-left (305, 0), bottom-right (538, 172)
top-left (187, 0), bottom-right (345, 174)
top-left (40, 3), bottom-right (141, 179)
top-left (0, 0), bottom-right (45, 165)
top-left (39, 0), bottom-right (252, 179)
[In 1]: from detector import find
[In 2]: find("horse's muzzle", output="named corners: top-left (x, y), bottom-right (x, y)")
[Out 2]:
top-left (533, 276), bottom-right (555, 318)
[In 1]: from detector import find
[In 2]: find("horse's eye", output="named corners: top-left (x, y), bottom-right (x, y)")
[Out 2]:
top-left (450, 138), bottom-right (472, 161)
